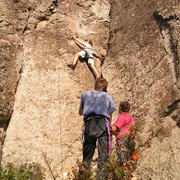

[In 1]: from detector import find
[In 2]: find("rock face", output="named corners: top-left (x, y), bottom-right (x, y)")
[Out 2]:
top-left (1, 0), bottom-right (180, 179)
top-left (0, 0), bottom-right (23, 128)
top-left (107, 1), bottom-right (180, 179)
top-left (1, 0), bottom-right (111, 179)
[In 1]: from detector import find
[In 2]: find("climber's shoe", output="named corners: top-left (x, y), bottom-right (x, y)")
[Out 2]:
top-left (67, 64), bottom-right (75, 70)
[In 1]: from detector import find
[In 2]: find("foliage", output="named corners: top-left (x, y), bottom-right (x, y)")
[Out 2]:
top-left (69, 146), bottom-right (138, 180)
top-left (68, 160), bottom-right (95, 180)
top-left (103, 149), bottom-right (127, 180)
top-left (69, 126), bottom-right (139, 180)
top-left (104, 145), bottom-right (138, 180)
top-left (0, 163), bottom-right (45, 180)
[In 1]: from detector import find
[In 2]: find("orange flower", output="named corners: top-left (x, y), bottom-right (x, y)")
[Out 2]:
top-left (132, 149), bottom-right (140, 161)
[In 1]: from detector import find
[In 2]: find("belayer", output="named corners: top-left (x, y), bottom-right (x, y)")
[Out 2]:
top-left (78, 77), bottom-right (116, 179)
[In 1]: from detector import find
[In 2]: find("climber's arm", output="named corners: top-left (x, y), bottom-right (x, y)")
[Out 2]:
top-left (94, 51), bottom-right (105, 65)
top-left (73, 37), bottom-right (89, 48)
top-left (93, 52), bottom-right (101, 59)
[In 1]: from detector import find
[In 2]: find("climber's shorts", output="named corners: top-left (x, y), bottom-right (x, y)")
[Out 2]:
top-left (78, 51), bottom-right (94, 65)
top-left (87, 58), bottom-right (94, 65)
top-left (78, 50), bottom-right (86, 58)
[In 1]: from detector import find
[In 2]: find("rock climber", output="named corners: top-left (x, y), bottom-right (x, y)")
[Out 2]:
top-left (67, 36), bottom-right (104, 79)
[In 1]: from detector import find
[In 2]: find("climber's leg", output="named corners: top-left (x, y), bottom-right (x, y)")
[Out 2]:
top-left (72, 53), bottom-right (80, 65)
top-left (90, 65), bottom-right (100, 79)
top-left (88, 58), bottom-right (99, 78)
top-left (68, 50), bottom-right (86, 70)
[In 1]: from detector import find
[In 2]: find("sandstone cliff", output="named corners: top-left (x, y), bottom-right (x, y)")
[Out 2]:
top-left (0, 0), bottom-right (180, 179)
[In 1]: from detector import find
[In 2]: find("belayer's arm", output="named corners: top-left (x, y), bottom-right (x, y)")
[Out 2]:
top-left (112, 125), bottom-right (120, 136)
top-left (112, 125), bottom-right (117, 135)
top-left (79, 107), bottom-right (83, 116)
top-left (109, 112), bottom-right (113, 122)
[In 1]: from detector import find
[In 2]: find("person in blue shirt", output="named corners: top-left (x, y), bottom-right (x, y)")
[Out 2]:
top-left (79, 77), bottom-right (116, 179)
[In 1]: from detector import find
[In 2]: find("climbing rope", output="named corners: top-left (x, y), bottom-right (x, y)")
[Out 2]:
top-left (56, 1), bottom-right (88, 178)
top-left (57, 57), bottom-right (63, 178)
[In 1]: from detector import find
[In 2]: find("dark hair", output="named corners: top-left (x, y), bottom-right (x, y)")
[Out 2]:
top-left (88, 40), bottom-right (93, 46)
top-left (95, 78), bottom-right (108, 91)
top-left (119, 101), bottom-right (130, 113)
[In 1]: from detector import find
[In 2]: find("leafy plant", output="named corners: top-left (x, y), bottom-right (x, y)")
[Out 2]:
top-left (70, 146), bottom-right (138, 180)
top-left (0, 163), bottom-right (45, 180)
top-left (103, 149), bottom-right (127, 180)
top-left (68, 160), bottom-right (95, 180)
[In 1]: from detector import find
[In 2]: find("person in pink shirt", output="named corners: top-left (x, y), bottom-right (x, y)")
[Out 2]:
top-left (112, 101), bottom-right (135, 165)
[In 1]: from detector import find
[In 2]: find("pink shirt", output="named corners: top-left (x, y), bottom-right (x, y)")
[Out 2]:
top-left (113, 112), bottom-right (135, 141)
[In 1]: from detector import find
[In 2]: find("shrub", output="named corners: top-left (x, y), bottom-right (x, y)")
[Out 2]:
top-left (0, 163), bottom-right (45, 180)
top-left (68, 160), bottom-right (95, 180)
top-left (70, 147), bottom-right (138, 180)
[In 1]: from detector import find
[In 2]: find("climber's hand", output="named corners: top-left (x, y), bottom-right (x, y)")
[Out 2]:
top-left (100, 55), bottom-right (105, 65)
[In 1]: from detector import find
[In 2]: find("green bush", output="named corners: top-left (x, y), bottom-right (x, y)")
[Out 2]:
top-left (0, 163), bottom-right (45, 180)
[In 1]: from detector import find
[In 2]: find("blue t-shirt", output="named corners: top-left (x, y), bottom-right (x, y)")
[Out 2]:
top-left (80, 90), bottom-right (116, 118)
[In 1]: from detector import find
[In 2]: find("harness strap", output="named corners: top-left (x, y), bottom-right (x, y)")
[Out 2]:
top-left (106, 119), bottom-right (112, 154)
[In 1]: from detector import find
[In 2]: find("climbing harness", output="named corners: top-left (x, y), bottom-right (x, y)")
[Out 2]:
top-left (82, 115), bottom-right (112, 154)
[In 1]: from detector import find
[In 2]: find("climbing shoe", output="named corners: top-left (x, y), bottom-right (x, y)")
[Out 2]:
top-left (67, 64), bottom-right (75, 70)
